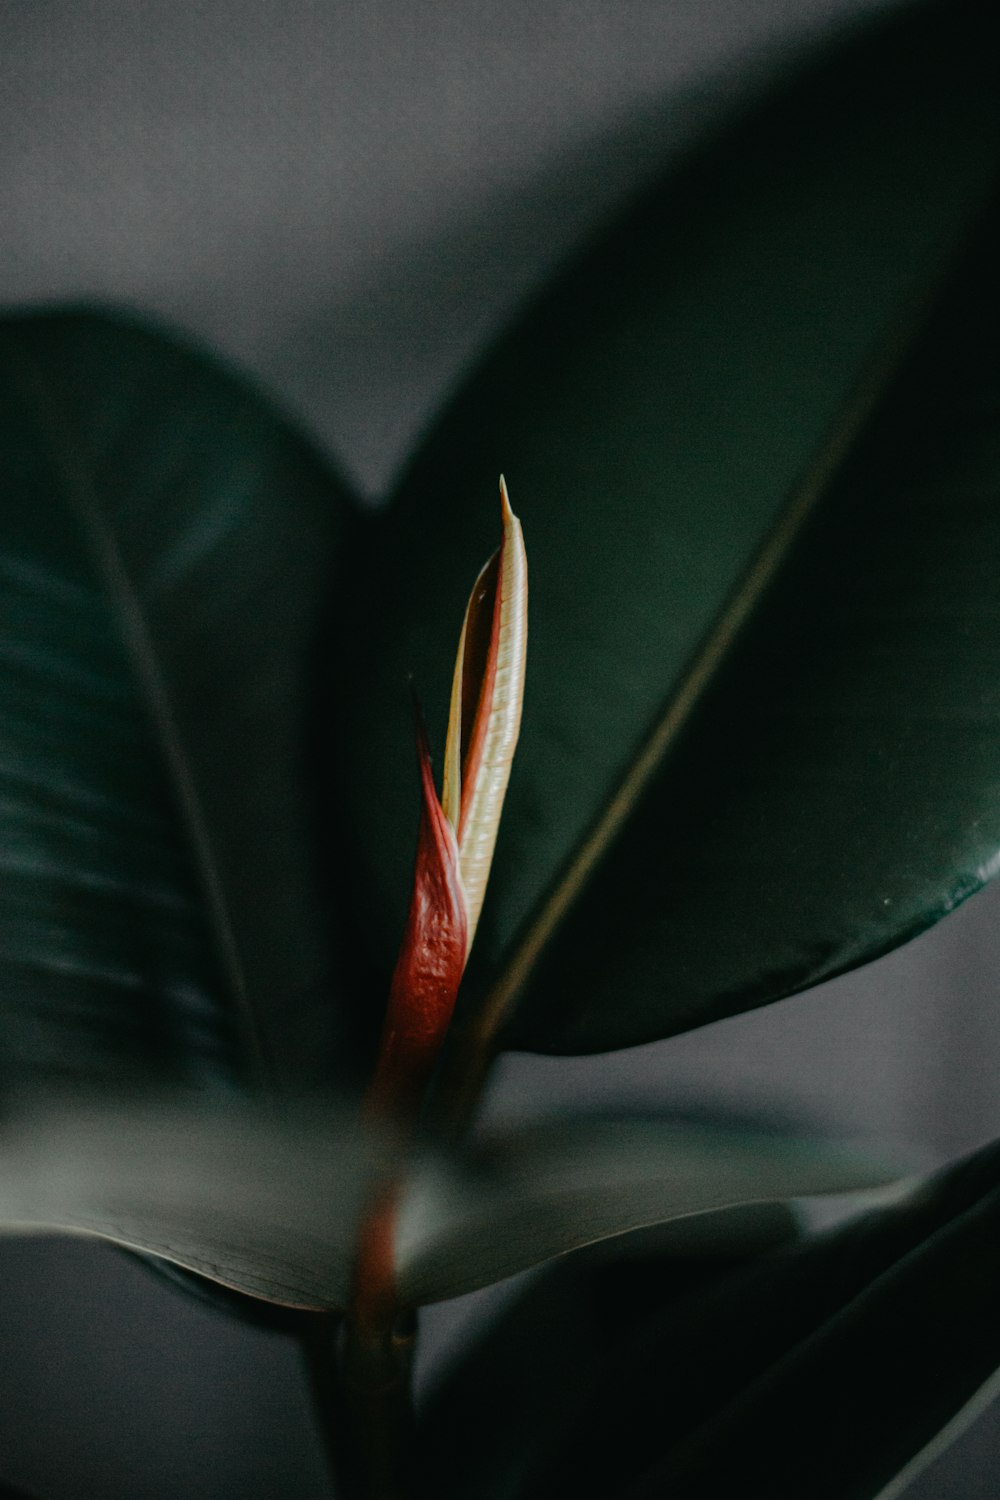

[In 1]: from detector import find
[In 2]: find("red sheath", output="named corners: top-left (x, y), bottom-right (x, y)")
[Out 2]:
top-left (364, 718), bottom-right (468, 1126)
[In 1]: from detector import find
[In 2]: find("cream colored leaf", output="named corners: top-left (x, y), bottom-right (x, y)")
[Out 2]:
top-left (441, 477), bottom-right (527, 953)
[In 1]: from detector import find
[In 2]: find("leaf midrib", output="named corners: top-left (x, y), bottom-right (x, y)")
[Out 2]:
top-left (11, 354), bottom-right (272, 1095)
top-left (457, 188), bottom-right (1000, 1073)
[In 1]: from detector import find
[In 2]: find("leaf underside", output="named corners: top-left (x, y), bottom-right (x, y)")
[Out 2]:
top-left (0, 1104), bottom-right (381, 1309)
top-left (533, 1139), bottom-right (1000, 1500)
top-left (396, 1117), bottom-right (900, 1305)
top-left (0, 1103), bottom-right (892, 1314)
top-left (416, 1219), bottom-right (797, 1500)
top-left (420, 1139), bottom-right (1000, 1500)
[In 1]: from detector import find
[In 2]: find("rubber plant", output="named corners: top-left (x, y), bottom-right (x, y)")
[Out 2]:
top-left (2, 1), bottom-right (1000, 1497)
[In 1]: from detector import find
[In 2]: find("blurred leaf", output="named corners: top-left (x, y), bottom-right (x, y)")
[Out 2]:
top-left (416, 1205), bottom-right (800, 1500)
top-left (3, 1101), bottom-right (858, 1314)
top-left (482, 1137), bottom-right (1000, 1500)
top-left (397, 1117), bottom-right (900, 1304)
top-left (344, 0), bottom-right (1000, 1055)
top-left (0, 310), bottom-right (358, 1100)
top-left (0, 1104), bottom-right (837, 1316)
top-left (0, 1101), bottom-right (382, 1309)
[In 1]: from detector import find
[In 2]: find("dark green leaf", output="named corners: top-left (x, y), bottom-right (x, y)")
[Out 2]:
top-left (397, 1117), bottom-right (900, 1304)
top-left (0, 309), bottom-right (358, 1099)
top-left (344, 0), bottom-right (1000, 1055)
top-left (416, 1206), bottom-right (800, 1500)
top-left (0, 1101), bottom-right (382, 1309)
top-left (492, 1138), bottom-right (1000, 1500)
top-left (518, 179), bottom-right (1000, 1053)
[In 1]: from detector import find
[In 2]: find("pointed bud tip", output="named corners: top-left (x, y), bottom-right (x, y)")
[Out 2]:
top-left (499, 473), bottom-right (514, 524)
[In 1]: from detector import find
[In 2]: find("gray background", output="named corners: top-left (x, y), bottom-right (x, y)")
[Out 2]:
top-left (3, 1), bottom-right (1000, 1495)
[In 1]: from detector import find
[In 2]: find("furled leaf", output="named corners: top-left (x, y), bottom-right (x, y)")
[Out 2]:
top-left (445, 1137), bottom-right (1000, 1500)
top-left (0, 1102), bottom-right (383, 1308)
top-left (343, 0), bottom-right (1000, 1056)
top-left (0, 309), bottom-right (357, 1099)
top-left (442, 477), bottom-right (528, 951)
top-left (366, 486), bottom-right (526, 1124)
top-left (396, 1117), bottom-right (901, 1305)
top-left (365, 714), bottom-right (468, 1124)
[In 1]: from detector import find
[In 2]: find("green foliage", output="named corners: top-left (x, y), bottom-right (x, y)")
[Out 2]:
top-left (397, 1117), bottom-right (898, 1305)
top-left (0, 1103), bottom-right (379, 1308)
top-left (0, 312), bottom-right (357, 1098)
top-left (423, 1141), bottom-right (1000, 1499)
top-left (345, 0), bottom-right (1000, 1055)
top-left (1, 1), bottom-right (1000, 1496)
top-left (0, 1105), bottom-right (892, 1309)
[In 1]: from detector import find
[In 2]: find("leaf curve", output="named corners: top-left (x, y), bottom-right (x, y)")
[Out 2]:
top-left (417, 1137), bottom-right (1000, 1500)
top-left (343, 0), bottom-right (1000, 1058)
top-left (0, 1102), bottom-right (383, 1309)
top-left (0, 1104), bottom-right (865, 1317)
top-left (396, 1116), bottom-right (901, 1305)
top-left (510, 1137), bottom-right (1000, 1500)
top-left (416, 1205), bottom-right (800, 1500)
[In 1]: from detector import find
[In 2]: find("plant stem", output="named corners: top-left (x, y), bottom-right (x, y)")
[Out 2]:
top-left (341, 1310), bottom-right (417, 1500)
top-left (339, 1182), bottom-right (417, 1500)
top-left (300, 1311), bottom-right (351, 1496)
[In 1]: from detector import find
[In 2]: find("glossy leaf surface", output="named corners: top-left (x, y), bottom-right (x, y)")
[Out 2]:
top-left (421, 1138), bottom-right (1000, 1500)
top-left (345, 0), bottom-right (1000, 1054)
top-left (516, 178), bottom-right (1000, 1052)
top-left (0, 310), bottom-right (355, 1098)
top-left (396, 1117), bottom-right (900, 1304)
